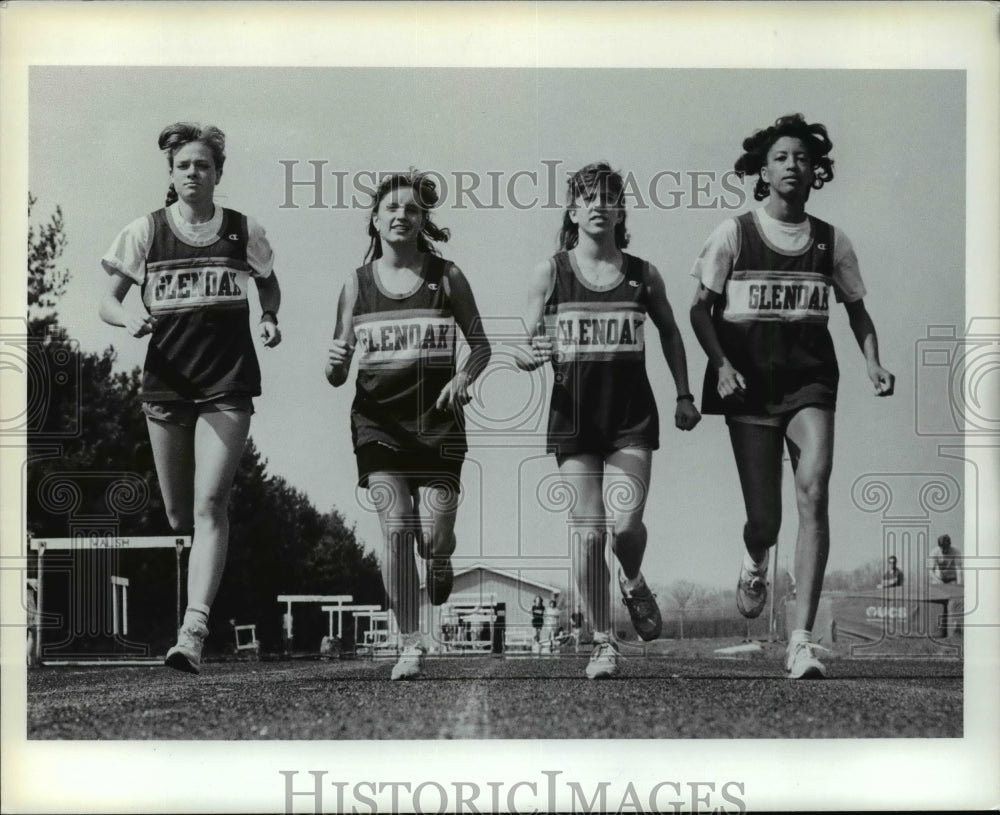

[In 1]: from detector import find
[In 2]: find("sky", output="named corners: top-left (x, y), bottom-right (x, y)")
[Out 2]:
top-left (2, 4), bottom-right (998, 813)
top-left (27, 66), bottom-right (968, 591)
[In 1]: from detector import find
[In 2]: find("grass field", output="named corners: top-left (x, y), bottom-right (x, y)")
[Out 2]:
top-left (27, 637), bottom-right (963, 740)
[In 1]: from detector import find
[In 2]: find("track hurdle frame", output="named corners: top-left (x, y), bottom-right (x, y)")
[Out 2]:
top-left (29, 534), bottom-right (192, 664)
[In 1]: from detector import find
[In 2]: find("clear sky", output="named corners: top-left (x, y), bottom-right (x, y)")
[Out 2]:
top-left (28, 66), bottom-right (966, 590)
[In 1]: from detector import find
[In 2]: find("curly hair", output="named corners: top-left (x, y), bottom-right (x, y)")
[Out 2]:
top-left (734, 114), bottom-right (834, 201)
top-left (558, 161), bottom-right (630, 251)
top-left (363, 171), bottom-right (451, 264)
top-left (158, 122), bottom-right (226, 207)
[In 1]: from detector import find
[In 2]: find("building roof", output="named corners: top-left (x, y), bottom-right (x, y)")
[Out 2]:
top-left (420, 563), bottom-right (562, 595)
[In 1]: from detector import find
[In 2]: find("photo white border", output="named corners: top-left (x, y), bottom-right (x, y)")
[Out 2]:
top-left (2, 2), bottom-right (998, 812)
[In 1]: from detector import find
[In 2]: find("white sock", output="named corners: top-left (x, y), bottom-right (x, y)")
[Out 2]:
top-left (743, 549), bottom-right (769, 573)
top-left (789, 628), bottom-right (812, 647)
top-left (621, 572), bottom-right (645, 593)
top-left (183, 605), bottom-right (209, 632)
top-left (400, 631), bottom-right (423, 650)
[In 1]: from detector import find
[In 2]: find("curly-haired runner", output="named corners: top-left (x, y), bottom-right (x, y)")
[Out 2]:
top-left (519, 162), bottom-right (700, 679)
top-left (689, 114), bottom-right (895, 679)
top-left (326, 171), bottom-right (491, 681)
top-left (99, 123), bottom-right (283, 674)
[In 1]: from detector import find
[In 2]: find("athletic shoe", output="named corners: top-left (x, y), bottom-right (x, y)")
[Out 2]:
top-left (165, 623), bottom-right (208, 674)
top-left (619, 571), bottom-right (662, 641)
top-left (785, 639), bottom-right (828, 680)
top-left (391, 645), bottom-right (425, 680)
top-left (585, 634), bottom-right (619, 680)
top-left (735, 550), bottom-right (769, 619)
top-left (427, 557), bottom-right (454, 606)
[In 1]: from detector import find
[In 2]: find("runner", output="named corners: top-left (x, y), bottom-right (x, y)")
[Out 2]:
top-left (326, 170), bottom-right (490, 680)
top-left (99, 122), bottom-right (282, 674)
top-left (519, 161), bottom-right (700, 679)
top-left (689, 113), bottom-right (895, 679)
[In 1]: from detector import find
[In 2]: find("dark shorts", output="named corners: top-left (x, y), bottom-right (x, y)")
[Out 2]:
top-left (355, 441), bottom-right (464, 490)
top-left (142, 395), bottom-right (254, 428)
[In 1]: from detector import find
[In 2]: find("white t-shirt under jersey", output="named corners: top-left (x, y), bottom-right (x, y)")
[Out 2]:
top-left (101, 203), bottom-right (274, 283)
top-left (690, 208), bottom-right (867, 303)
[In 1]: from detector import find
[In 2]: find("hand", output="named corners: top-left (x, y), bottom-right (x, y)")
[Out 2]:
top-left (527, 333), bottom-right (553, 369)
top-left (436, 371), bottom-right (473, 411)
top-left (674, 399), bottom-right (701, 431)
top-left (327, 339), bottom-right (353, 368)
top-left (716, 360), bottom-right (746, 399)
top-left (125, 314), bottom-right (156, 338)
top-left (259, 317), bottom-right (282, 348)
top-left (869, 364), bottom-right (895, 396)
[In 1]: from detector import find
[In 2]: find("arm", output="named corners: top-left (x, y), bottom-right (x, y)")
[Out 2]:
top-left (689, 284), bottom-right (746, 399)
top-left (436, 264), bottom-right (493, 411)
top-left (516, 260), bottom-right (555, 372)
top-left (843, 299), bottom-right (894, 396)
top-left (644, 263), bottom-right (700, 431)
top-left (254, 271), bottom-right (282, 348)
top-left (98, 271), bottom-right (156, 337)
top-left (325, 273), bottom-right (358, 388)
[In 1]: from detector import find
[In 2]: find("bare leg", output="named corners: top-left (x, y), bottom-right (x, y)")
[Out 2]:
top-left (784, 407), bottom-right (835, 633)
top-left (556, 455), bottom-right (610, 633)
top-left (727, 421), bottom-right (785, 562)
top-left (605, 447), bottom-right (652, 580)
top-left (187, 409), bottom-right (251, 610)
top-left (145, 417), bottom-right (196, 534)
top-left (369, 473), bottom-right (421, 635)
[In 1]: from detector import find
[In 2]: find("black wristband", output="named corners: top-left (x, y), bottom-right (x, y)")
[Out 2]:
top-left (260, 310), bottom-right (278, 325)
top-left (676, 393), bottom-right (695, 403)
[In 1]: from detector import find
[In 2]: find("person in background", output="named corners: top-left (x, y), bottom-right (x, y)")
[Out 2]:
top-left (877, 555), bottom-right (903, 589)
top-left (929, 534), bottom-right (961, 585)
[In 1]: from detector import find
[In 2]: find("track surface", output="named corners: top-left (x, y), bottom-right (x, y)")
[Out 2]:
top-left (28, 644), bottom-right (962, 740)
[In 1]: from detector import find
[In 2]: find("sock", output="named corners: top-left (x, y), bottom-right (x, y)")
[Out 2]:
top-left (400, 631), bottom-right (423, 650)
top-left (743, 549), bottom-right (768, 572)
top-left (789, 628), bottom-right (812, 647)
top-left (592, 630), bottom-right (610, 645)
top-left (183, 605), bottom-right (210, 633)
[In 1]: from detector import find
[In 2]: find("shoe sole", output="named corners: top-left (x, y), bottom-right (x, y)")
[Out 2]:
top-left (788, 667), bottom-right (826, 680)
top-left (586, 669), bottom-right (617, 680)
top-left (164, 651), bottom-right (200, 675)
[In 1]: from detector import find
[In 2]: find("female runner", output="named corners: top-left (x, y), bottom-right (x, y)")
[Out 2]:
top-left (100, 122), bottom-right (282, 673)
top-left (689, 114), bottom-right (895, 679)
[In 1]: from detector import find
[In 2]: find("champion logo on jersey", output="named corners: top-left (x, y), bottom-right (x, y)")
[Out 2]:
top-left (427, 283), bottom-right (439, 291)
top-left (228, 233), bottom-right (240, 241)
top-left (817, 243), bottom-right (827, 250)
top-left (628, 279), bottom-right (640, 287)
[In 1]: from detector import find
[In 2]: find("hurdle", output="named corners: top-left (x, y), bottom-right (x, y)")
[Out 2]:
top-left (29, 535), bottom-right (192, 665)
top-left (276, 595), bottom-right (352, 654)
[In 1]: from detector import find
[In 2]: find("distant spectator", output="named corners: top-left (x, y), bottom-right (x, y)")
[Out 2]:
top-left (531, 595), bottom-right (545, 643)
top-left (877, 556), bottom-right (904, 589)
top-left (569, 606), bottom-right (585, 652)
top-left (541, 599), bottom-right (560, 648)
top-left (929, 534), bottom-right (962, 585)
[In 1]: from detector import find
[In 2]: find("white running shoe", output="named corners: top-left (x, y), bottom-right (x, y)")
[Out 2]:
top-left (785, 639), bottom-right (829, 680)
top-left (736, 550), bottom-right (770, 619)
top-left (391, 645), bottom-right (425, 680)
top-left (165, 623), bottom-right (208, 675)
top-left (585, 634), bottom-right (619, 680)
